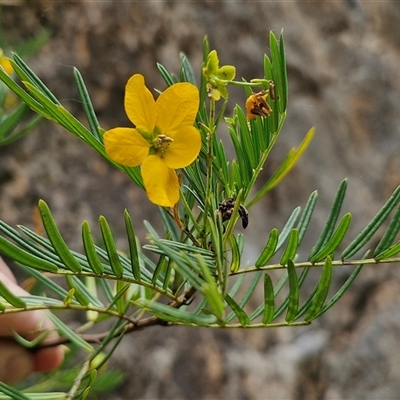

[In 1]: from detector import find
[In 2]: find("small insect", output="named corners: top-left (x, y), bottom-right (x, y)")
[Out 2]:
top-left (245, 90), bottom-right (273, 120)
top-left (217, 197), bottom-right (249, 229)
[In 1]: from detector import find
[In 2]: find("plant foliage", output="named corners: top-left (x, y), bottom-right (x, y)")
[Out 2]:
top-left (0, 31), bottom-right (399, 398)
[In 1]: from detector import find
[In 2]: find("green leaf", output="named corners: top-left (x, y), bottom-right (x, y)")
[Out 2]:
top-left (208, 214), bottom-right (224, 285)
top-left (38, 200), bottom-right (82, 273)
top-left (141, 299), bottom-right (216, 326)
top-left (0, 66), bottom-right (51, 118)
top-left (269, 31), bottom-right (286, 114)
top-left (0, 103), bottom-right (29, 139)
top-left (144, 221), bottom-right (204, 289)
top-left (236, 105), bottom-right (258, 169)
top-left (226, 271), bottom-right (262, 323)
top-left (157, 63), bottom-right (176, 86)
top-left (304, 256), bottom-right (333, 322)
top-left (98, 279), bottom-right (116, 308)
top-left (82, 221), bottom-right (105, 275)
top-left (66, 275), bottom-right (89, 306)
top-left (99, 216), bottom-right (124, 278)
top-left (285, 259), bottom-right (299, 323)
top-left (227, 273), bottom-right (246, 300)
top-left (297, 190), bottom-right (318, 244)
top-left (114, 281), bottom-right (130, 315)
top-left (11, 54), bottom-right (60, 104)
top-left (15, 225), bottom-right (67, 267)
top-left (315, 262), bottom-right (364, 318)
top-left (279, 228), bottom-right (299, 266)
top-left (341, 185), bottom-right (400, 259)
top-left (0, 382), bottom-right (32, 400)
top-left (375, 239), bottom-right (400, 261)
top-left (0, 387), bottom-right (67, 400)
top-left (262, 273), bottom-right (275, 324)
top-left (225, 293), bottom-right (250, 326)
top-left (276, 206), bottom-right (301, 251)
top-left (263, 54), bottom-right (278, 133)
top-left (310, 213), bottom-right (352, 263)
top-left (152, 254), bottom-right (168, 286)
top-left (278, 30), bottom-right (288, 111)
top-left (228, 124), bottom-right (250, 187)
top-left (198, 255), bottom-right (225, 321)
top-left (163, 259), bottom-right (174, 292)
top-left (63, 288), bottom-right (75, 306)
top-left (0, 115), bottom-right (42, 147)
top-left (202, 283), bottom-right (225, 321)
top-left (180, 52), bottom-right (196, 84)
top-left (0, 236), bottom-right (58, 272)
top-left (47, 312), bottom-right (93, 352)
top-left (124, 210), bottom-right (141, 281)
top-left (74, 67), bottom-right (102, 142)
top-left (0, 279), bottom-right (26, 308)
top-left (260, 127), bottom-right (315, 193)
top-left (12, 328), bottom-right (51, 349)
top-left (67, 275), bottom-right (103, 308)
top-left (229, 234), bottom-right (241, 272)
top-left (229, 160), bottom-right (242, 193)
top-left (373, 203), bottom-right (400, 257)
top-left (309, 179), bottom-right (347, 260)
top-left (18, 264), bottom-right (70, 299)
top-left (255, 228), bottom-right (279, 267)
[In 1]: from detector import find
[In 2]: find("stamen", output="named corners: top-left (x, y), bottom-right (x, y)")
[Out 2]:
top-left (153, 134), bottom-right (174, 158)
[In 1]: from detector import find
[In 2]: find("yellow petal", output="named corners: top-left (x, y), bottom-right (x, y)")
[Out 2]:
top-left (141, 155), bottom-right (180, 207)
top-left (164, 126), bottom-right (201, 169)
top-left (0, 57), bottom-right (13, 75)
top-left (156, 83), bottom-right (199, 134)
top-left (124, 74), bottom-right (156, 133)
top-left (104, 127), bottom-right (150, 166)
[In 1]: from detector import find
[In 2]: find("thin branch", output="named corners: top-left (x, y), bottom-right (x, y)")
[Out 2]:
top-left (66, 360), bottom-right (90, 400)
top-left (231, 256), bottom-right (400, 275)
top-left (33, 285), bottom-right (197, 351)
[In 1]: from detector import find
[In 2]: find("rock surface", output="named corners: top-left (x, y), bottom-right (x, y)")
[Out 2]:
top-left (1, 1), bottom-right (400, 399)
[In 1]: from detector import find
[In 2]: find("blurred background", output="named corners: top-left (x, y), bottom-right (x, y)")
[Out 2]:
top-left (1, 1), bottom-right (400, 398)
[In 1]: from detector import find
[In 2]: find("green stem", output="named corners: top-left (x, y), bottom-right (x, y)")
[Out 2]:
top-left (174, 321), bottom-right (311, 328)
top-left (230, 256), bottom-right (400, 276)
top-left (174, 191), bottom-right (202, 247)
top-left (202, 98), bottom-right (216, 246)
top-left (244, 111), bottom-right (287, 207)
top-left (219, 79), bottom-right (272, 87)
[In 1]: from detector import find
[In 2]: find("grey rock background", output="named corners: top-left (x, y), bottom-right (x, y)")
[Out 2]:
top-left (1, 1), bottom-right (400, 399)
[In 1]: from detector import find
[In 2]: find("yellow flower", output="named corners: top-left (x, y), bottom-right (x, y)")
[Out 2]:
top-left (104, 74), bottom-right (201, 208)
top-left (0, 49), bottom-right (13, 75)
top-left (202, 50), bottom-right (235, 101)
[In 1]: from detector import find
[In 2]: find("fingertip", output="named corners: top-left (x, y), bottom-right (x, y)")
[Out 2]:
top-left (0, 343), bottom-right (34, 384)
top-left (33, 345), bottom-right (65, 372)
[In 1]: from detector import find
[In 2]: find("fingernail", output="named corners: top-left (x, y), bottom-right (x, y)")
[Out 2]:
top-left (0, 346), bottom-right (34, 384)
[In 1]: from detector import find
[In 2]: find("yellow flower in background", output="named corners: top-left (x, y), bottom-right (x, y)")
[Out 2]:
top-left (104, 74), bottom-right (201, 208)
top-left (0, 49), bottom-right (13, 75)
top-left (202, 50), bottom-right (235, 101)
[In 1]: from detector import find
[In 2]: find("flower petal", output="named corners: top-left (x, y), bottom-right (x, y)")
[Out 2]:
top-left (124, 74), bottom-right (156, 133)
top-left (203, 50), bottom-right (219, 77)
top-left (164, 126), bottom-right (201, 169)
top-left (218, 85), bottom-right (229, 100)
top-left (216, 65), bottom-right (236, 81)
top-left (156, 83), bottom-right (199, 134)
top-left (104, 127), bottom-right (149, 166)
top-left (141, 155), bottom-right (180, 207)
